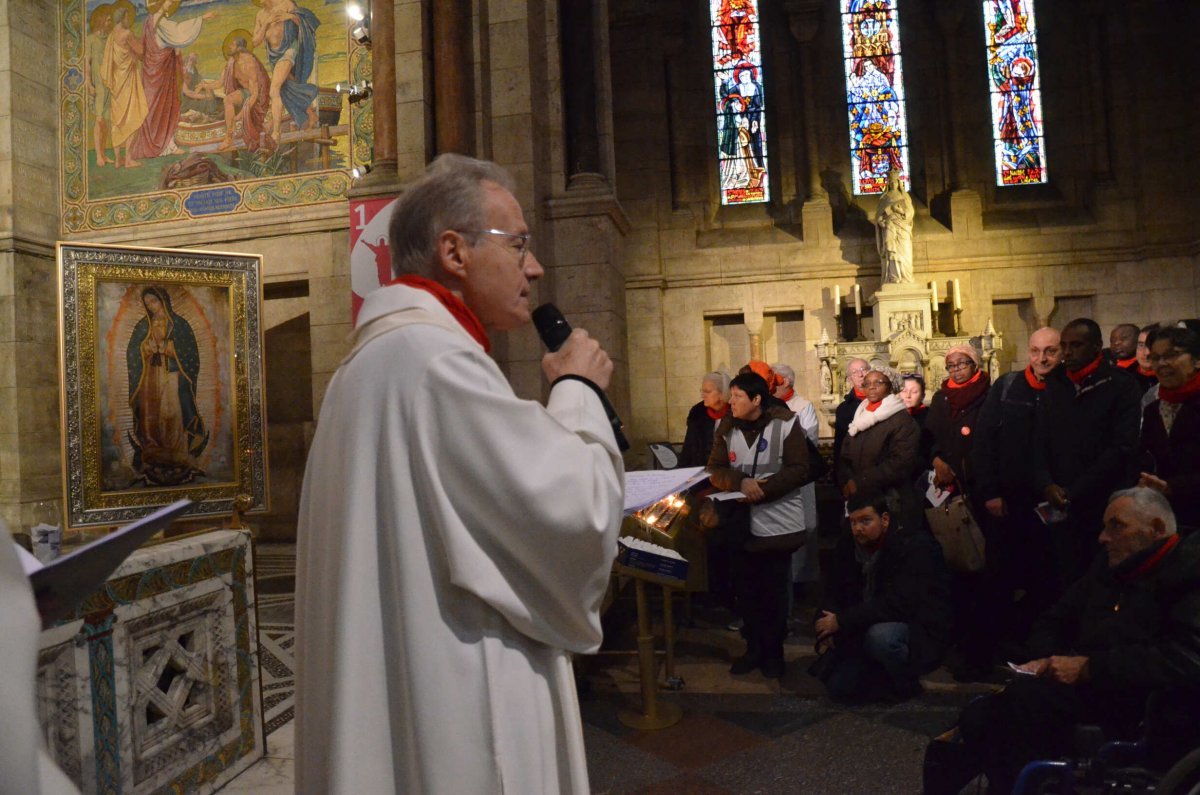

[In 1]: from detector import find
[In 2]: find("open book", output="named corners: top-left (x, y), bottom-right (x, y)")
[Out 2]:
top-left (16, 500), bottom-right (193, 629)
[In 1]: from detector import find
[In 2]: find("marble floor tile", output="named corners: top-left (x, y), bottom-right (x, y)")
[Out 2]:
top-left (217, 756), bottom-right (294, 794)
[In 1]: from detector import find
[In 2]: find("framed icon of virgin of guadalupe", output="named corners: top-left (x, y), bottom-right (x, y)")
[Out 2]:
top-left (58, 242), bottom-right (268, 529)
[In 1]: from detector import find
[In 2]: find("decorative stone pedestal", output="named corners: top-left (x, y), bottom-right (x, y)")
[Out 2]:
top-left (36, 529), bottom-right (263, 794)
top-left (814, 283), bottom-right (1002, 429)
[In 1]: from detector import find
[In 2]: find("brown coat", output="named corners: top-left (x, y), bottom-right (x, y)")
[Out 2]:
top-left (836, 408), bottom-right (919, 495)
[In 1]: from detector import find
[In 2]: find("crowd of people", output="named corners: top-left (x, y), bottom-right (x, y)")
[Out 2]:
top-left (682, 316), bottom-right (1200, 788)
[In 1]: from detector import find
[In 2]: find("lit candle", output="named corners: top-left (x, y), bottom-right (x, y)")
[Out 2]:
top-left (833, 284), bottom-right (841, 308)
top-left (930, 280), bottom-right (938, 309)
top-left (952, 279), bottom-right (962, 311)
top-left (853, 284), bottom-right (862, 315)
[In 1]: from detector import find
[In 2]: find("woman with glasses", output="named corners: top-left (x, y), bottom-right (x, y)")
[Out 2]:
top-left (681, 371), bottom-right (730, 467)
top-left (1138, 324), bottom-right (1200, 531)
top-left (924, 345), bottom-right (993, 681)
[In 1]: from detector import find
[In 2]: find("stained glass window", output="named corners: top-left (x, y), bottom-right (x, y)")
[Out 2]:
top-left (983, 0), bottom-right (1048, 185)
top-left (710, 0), bottom-right (769, 205)
top-left (840, 0), bottom-right (910, 195)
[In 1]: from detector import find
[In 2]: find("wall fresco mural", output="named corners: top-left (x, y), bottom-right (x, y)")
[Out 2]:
top-left (59, 0), bottom-right (373, 232)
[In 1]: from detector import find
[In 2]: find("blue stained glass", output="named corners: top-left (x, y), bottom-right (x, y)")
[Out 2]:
top-left (711, 0), bottom-right (769, 204)
top-left (983, 0), bottom-right (1048, 185)
top-left (841, 0), bottom-right (911, 195)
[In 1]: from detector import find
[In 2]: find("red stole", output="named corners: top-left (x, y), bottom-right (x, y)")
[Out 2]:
top-left (390, 275), bottom-right (492, 352)
top-left (706, 404), bottom-right (730, 421)
top-left (1024, 365), bottom-right (1047, 391)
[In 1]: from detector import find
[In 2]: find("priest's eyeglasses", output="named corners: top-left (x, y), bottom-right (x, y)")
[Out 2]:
top-left (465, 229), bottom-right (533, 267)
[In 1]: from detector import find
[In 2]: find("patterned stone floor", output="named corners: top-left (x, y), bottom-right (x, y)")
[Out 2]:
top-left (225, 545), bottom-right (994, 793)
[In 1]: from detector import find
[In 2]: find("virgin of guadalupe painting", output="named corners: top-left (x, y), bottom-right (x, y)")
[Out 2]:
top-left (125, 286), bottom-right (211, 486)
top-left (59, 244), bottom-right (267, 529)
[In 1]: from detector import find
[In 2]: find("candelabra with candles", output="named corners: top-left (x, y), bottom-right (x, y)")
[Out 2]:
top-left (833, 285), bottom-right (844, 341)
top-left (951, 278), bottom-right (964, 335)
top-left (929, 280), bottom-right (941, 336)
top-left (852, 283), bottom-right (865, 341)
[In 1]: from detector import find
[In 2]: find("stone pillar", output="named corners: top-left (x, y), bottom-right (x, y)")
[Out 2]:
top-left (545, 0), bottom-right (632, 448)
top-left (355, 0), bottom-right (399, 188)
top-left (785, 0), bottom-right (834, 244)
top-left (744, 310), bottom-right (764, 362)
top-left (560, 0), bottom-right (603, 185)
top-left (433, 0), bottom-right (476, 155)
top-left (0, 0), bottom-right (66, 534)
top-left (935, 0), bottom-right (982, 238)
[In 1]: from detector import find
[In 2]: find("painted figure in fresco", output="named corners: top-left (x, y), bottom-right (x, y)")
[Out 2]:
top-left (252, 0), bottom-right (321, 146)
top-left (179, 52), bottom-right (224, 120)
top-left (100, 3), bottom-right (148, 168)
top-left (873, 168), bottom-right (914, 284)
top-left (87, 4), bottom-right (116, 167)
top-left (715, 0), bottom-right (757, 66)
top-left (126, 286), bottom-right (208, 486)
top-left (128, 0), bottom-right (218, 160)
top-left (201, 32), bottom-right (273, 151)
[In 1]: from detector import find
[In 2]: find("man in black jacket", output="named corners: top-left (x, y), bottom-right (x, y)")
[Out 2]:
top-left (1034, 318), bottom-right (1142, 587)
top-left (832, 358), bottom-right (870, 488)
top-left (970, 327), bottom-right (1061, 645)
top-left (933, 488), bottom-right (1200, 794)
top-left (812, 490), bottom-right (951, 702)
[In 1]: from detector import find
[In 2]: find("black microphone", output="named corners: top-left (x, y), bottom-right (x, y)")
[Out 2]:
top-left (532, 303), bottom-right (630, 452)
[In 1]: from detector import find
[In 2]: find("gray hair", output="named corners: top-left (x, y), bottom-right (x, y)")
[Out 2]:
top-left (701, 371), bottom-right (730, 394)
top-left (771, 363), bottom-right (795, 388)
top-left (1108, 487), bottom-right (1177, 537)
top-left (387, 154), bottom-right (516, 280)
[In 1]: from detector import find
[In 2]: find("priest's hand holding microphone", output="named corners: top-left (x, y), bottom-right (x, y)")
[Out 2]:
top-left (534, 303), bottom-right (630, 451)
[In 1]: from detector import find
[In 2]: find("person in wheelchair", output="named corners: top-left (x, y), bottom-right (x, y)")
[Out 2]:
top-left (926, 487), bottom-right (1200, 794)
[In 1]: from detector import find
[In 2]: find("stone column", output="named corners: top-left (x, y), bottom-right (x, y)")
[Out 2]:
top-left (561, 0), bottom-right (603, 185)
top-left (935, 0), bottom-right (982, 238)
top-left (433, 0), bottom-right (476, 155)
top-left (785, 0), bottom-right (834, 244)
top-left (354, 0), bottom-right (399, 188)
top-left (744, 310), bottom-right (764, 362)
top-left (545, 0), bottom-right (632, 448)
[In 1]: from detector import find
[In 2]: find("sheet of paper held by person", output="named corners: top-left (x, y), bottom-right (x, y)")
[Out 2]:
top-left (624, 467), bottom-right (710, 514)
top-left (24, 499), bottom-right (192, 628)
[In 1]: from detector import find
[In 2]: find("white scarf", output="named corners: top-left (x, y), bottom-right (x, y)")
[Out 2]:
top-left (847, 393), bottom-right (908, 436)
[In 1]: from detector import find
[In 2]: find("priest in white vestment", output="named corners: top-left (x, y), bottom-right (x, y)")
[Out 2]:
top-left (295, 154), bottom-right (624, 794)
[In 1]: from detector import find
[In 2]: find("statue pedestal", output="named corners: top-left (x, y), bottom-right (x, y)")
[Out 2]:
top-left (869, 282), bottom-right (934, 341)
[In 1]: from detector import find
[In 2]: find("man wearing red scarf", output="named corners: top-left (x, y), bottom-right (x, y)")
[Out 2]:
top-left (929, 488), bottom-right (1200, 795)
top-left (833, 358), bottom-right (871, 489)
top-left (1033, 319), bottom-right (1142, 588)
top-left (970, 327), bottom-right (1062, 647)
top-left (295, 155), bottom-right (624, 794)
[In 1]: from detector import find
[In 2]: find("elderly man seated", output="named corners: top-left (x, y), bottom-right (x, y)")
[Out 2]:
top-left (811, 490), bottom-right (951, 703)
top-left (926, 487), bottom-right (1200, 794)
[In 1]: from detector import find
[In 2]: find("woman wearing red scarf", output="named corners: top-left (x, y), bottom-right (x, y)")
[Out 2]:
top-left (925, 346), bottom-right (991, 492)
top-left (924, 345), bottom-right (993, 681)
top-left (1138, 324), bottom-right (1200, 531)
top-left (681, 372), bottom-right (731, 467)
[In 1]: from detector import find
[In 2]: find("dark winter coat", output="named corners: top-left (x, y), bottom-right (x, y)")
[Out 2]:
top-left (924, 379), bottom-right (990, 494)
top-left (822, 526), bottom-right (952, 672)
top-left (680, 401), bottom-right (720, 468)
top-left (1140, 394), bottom-right (1200, 531)
top-left (832, 391), bottom-right (863, 487)
top-left (971, 370), bottom-right (1044, 507)
top-left (1032, 361), bottom-right (1142, 513)
top-left (836, 409), bottom-right (920, 496)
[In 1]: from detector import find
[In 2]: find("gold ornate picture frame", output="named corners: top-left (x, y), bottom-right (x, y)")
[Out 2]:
top-left (58, 243), bottom-right (268, 529)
